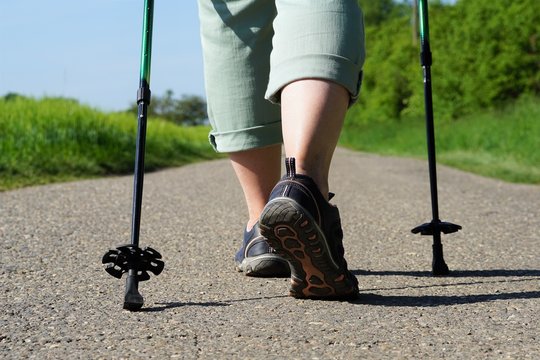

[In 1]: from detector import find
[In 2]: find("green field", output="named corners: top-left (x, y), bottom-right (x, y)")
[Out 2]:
top-left (341, 96), bottom-right (540, 184)
top-left (0, 96), bottom-right (220, 191)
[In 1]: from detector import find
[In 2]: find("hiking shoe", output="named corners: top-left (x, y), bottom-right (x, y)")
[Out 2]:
top-left (259, 157), bottom-right (359, 299)
top-left (235, 221), bottom-right (290, 277)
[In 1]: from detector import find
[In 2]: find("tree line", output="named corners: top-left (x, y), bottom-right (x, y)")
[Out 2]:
top-left (352, 0), bottom-right (540, 124)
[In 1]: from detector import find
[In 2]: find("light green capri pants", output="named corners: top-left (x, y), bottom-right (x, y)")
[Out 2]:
top-left (197, 0), bottom-right (365, 152)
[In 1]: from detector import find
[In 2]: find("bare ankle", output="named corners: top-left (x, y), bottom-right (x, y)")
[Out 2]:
top-left (292, 165), bottom-right (329, 200)
top-left (246, 218), bottom-right (259, 232)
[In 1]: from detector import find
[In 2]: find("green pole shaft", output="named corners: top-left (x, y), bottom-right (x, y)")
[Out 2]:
top-left (418, 0), bottom-right (430, 46)
top-left (139, 0), bottom-right (154, 86)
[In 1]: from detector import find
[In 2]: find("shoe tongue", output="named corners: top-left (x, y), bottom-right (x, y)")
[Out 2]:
top-left (285, 157), bottom-right (296, 177)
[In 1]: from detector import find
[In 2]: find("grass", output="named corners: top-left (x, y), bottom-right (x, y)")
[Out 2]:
top-left (340, 95), bottom-right (540, 184)
top-left (0, 96), bottom-right (221, 191)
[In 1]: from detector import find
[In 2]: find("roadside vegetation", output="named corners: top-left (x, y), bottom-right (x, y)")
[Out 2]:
top-left (341, 95), bottom-right (540, 184)
top-left (341, 0), bottom-right (540, 184)
top-left (0, 95), bottom-right (219, 191)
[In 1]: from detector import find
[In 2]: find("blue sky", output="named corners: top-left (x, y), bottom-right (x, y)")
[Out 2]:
top-left (0, 1), bottom-right (204, 111)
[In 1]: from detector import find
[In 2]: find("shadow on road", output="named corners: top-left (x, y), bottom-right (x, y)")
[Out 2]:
top-left (142, 301), bottom-right (230, 312)
top-left (141, 270), bottom-right (538, 311)
top-left (352, 269), bottom-right (540, 277)
top-left (353, 290), bottom-right (540, 307)
top-left (348, 268), bottom-right (540, 307)
top-left (143, 295), bottom-right (289, 312)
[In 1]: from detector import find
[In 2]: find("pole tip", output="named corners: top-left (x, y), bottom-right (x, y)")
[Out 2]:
top-left (123, 298), bottom-right (144, 311)
top-left (123, 274), bottom-right (144, 311)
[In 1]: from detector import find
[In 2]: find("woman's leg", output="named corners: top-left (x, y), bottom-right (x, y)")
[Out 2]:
top-left (266, 0), bottom-right (365, 196)
top-left (198, 0), bottom-right (289, 276)
top-left (198, 0), bottom-right (281, 225)
top-left (229, 144), bottom-right (282, 231)
top-left (229, 76), bottom-right (349, 231)
top-left (281, 79), bottom-right (349, 198)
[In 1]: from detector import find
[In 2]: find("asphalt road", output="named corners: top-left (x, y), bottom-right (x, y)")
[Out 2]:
top-left (1, 148), bottom-right (539, 359)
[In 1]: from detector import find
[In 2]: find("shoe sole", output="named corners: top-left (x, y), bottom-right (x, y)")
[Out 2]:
top-left (236, 254), bottom-right (290, 278)
top-left (259, 197), bottom-right (359, 300)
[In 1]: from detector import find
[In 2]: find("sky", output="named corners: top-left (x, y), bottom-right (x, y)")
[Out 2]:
top-left (0, 1), bottom-right (205, 111)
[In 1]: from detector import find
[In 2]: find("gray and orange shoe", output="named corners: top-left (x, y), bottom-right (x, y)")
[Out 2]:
top-left (259, 158), bottom-right (359, 299)
top-left (235, 221), bottom-right (290, 277)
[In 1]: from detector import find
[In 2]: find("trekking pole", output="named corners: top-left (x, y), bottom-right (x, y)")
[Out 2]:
top-left (411, 0), bottom-right (461, 276)
top-left (102, 0), bottom-right (164, 310)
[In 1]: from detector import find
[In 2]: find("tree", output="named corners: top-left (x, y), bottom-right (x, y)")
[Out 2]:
top-left (173, 95), bottom-right (208, 126)
top-left (128, 90), bottom-right (208, 126)
top-left (432, 0), bottom-right (540, 115)
top-left (359, 0), bottom-right (397, 26)
top-left (411, 0), bottom-right (418, 46)
top-left (348, 0), bottom-right (539, 125)
top-left (3, 92), bottom-right (24, 101)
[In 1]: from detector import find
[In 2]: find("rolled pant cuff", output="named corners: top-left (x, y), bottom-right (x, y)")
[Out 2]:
top-left (266, 54), bottom-right (363, 105)
top-left (209, 120), bottom-right (283, 153)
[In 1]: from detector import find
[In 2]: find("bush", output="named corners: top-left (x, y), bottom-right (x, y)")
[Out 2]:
top-left (350, 0), bottom-right (540, 125)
